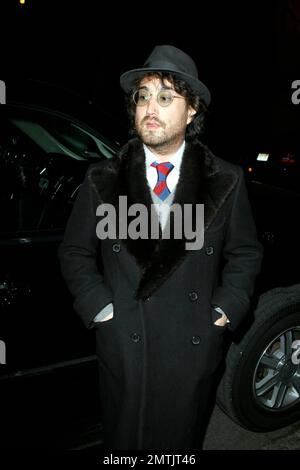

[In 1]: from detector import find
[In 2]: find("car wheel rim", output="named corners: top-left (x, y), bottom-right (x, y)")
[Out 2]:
top-left (253, 326), bottom-right (300, 410)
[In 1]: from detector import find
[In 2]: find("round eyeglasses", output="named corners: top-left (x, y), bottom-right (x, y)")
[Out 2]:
top-left (132, 88), bottom-right (185, 107)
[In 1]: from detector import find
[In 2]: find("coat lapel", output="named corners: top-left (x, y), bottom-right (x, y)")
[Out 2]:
top-left (89, 138), bottom-right (238, 299)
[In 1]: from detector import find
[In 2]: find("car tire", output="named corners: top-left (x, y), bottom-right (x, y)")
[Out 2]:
top-left (217, 284), bottom-right (300, 431)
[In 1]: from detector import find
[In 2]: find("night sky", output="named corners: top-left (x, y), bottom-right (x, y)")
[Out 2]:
top-left (2, 0), bottom-right (300, 159)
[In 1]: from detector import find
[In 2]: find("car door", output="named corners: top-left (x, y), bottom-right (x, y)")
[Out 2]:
top-left (0, 105), bottom-right (116, 376)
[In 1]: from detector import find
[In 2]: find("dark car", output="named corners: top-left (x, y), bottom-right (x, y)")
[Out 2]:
top-left (1, 80), bottom-right (300, 448)
top-left (0, 82), bottom-right (121, 448)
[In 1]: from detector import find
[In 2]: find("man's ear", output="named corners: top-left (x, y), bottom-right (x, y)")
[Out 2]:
top-left (187, 106), bottom-right (197, 125)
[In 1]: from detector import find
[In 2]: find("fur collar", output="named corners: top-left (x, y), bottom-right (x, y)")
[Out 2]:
top-left (89, 138), bottom-right (238, 299)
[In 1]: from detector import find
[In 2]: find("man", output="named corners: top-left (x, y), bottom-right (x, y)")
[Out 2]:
top-left (59, 45), bottom-right (263, 450)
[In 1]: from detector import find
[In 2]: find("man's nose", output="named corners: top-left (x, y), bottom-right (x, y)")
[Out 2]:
top-left (145, 94), bottom-right (159, 114)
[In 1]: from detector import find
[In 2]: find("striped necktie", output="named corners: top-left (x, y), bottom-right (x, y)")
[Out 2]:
top-left (151, 161), bottom-right (174, 201)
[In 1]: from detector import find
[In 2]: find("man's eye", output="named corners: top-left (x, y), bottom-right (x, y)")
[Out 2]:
top-left (138, 91), bottom-right (149, 101)
top-left (158, 92), bottom-right (172, 104)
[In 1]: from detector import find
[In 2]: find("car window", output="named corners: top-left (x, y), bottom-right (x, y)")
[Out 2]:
top-left (11, 117), bottom-right (115, 161)
top-left (0, 108), bottom-right (116, 234)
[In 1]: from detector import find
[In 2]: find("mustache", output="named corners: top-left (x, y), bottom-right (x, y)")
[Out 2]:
top-left (142, 116), bottom-right (164, 126)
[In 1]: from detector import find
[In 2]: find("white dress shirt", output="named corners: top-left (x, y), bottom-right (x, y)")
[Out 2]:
top-left (144, 142), bottom-right (185, 230)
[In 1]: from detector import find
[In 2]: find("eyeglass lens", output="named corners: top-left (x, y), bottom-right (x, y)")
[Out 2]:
top-left (133, 89), bottom-right (177, 107)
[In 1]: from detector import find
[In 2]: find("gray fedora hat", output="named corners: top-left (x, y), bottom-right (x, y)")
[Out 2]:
top-left (120, 45), bottom-right (211, 106)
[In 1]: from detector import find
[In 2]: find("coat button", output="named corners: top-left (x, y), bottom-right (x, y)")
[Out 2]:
top-left (112, 243), bottom-right (121, 253)
top-left (205, 246), bottom-right (214, 255)
top-left (188, 291), bottom-right (198, 302)
top-left (130, 333), bottom-right (141, 343)
top-left (191, 335), bottom-right (201, 345)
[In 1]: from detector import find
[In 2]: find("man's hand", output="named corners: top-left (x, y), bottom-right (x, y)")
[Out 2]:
top-left (213, 312), bottom-right (229, 327)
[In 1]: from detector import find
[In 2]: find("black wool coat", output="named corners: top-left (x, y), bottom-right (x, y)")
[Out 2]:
top-left (59, 138), bottom-right (263, 449)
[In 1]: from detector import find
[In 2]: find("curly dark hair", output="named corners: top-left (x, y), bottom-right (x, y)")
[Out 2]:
top-left (124, 72), bottom-right (208, 142)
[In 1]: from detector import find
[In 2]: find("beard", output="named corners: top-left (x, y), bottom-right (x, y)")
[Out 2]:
top-left (135, 117), bottom-right (184, 152)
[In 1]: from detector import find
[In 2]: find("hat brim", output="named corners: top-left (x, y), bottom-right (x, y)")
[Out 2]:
top-left (120, 66), bottom-right (211, 106)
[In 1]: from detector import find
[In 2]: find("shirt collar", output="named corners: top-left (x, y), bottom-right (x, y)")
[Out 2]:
top-left (144, 141), bottom-right (185, 171)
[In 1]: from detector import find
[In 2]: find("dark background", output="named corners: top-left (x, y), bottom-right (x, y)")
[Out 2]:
top-left (1, 0), bottom-right (300, 451)
top-left (1, 0), bottom-right (300, 158)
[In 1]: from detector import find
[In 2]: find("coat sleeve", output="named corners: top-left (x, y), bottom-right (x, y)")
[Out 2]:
top-left (211, 167), bottom-right (263, 331)
top-left (58, 167), bottom-right (113, 329)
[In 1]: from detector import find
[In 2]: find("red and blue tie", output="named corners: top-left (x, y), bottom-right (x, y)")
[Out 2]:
top-left (151, 161), bottom-right (174, 201)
